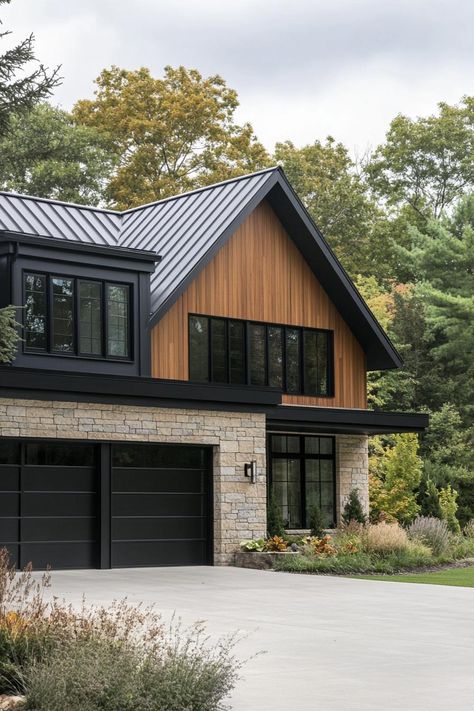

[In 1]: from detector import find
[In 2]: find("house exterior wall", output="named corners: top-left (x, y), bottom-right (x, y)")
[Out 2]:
top-left (0, 397), bottom-right (267, 565)
top-left (336, 435), bottom-right (370, 520)
top-left (151, 200), bottom-right (367, 409)
top-left (0, 398), bottom-right (370, 563)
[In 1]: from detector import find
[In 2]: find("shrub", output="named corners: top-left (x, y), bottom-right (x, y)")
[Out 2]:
top-left (463, 519), bottom-right (474, 539)
top-left (240, 539), bottom-right (265, 552)
top-left (264, 535), bottom-right (287, 552)
top-left (362, 522), bottom-right (410, 554)
top-left (0, 548), bottom-right (242, 708)
top-left (267, 496), bottom-right (285, 537)
top-left (307, 503), bottom-right (325, 538)
top-left (26, 623), bottom-right (242, 711)
top-left (407, 516), bottom-right (450, 555)
top-left (418, 477), bottom-right (443, 518)
top-left (439, 484), bottom-right (461, 533)
top-left (302, 535), bottom-right (336, 557)
top-left (342, 489), bottom-right (366, 525)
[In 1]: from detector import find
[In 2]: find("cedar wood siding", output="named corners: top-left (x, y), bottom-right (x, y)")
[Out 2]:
top-left (151, 200), bottom-right (367, 409)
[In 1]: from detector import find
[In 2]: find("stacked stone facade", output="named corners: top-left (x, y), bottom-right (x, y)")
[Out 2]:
top-left (336, 434), bottom-right (369, 520)
top-left (0, 398), bottom-right (370, 564)
top-left (0, 398), bottom-right (267, 565)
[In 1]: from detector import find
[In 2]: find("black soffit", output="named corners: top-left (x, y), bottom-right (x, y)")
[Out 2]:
top-left (1, 167), bottom-right (401, 371)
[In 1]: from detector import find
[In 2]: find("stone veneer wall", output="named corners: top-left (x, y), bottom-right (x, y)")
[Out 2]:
top-left (336, 434), bottom-right (369, 521)
top-left (0, 398), bottom-right (267, 565)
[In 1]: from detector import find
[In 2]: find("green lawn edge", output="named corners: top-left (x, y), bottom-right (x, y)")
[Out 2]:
top-left (353, 566), bottom-right (474, 587)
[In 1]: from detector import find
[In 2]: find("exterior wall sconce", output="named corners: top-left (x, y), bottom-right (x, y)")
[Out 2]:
top-left (244, 460), bottom-right (257, 484)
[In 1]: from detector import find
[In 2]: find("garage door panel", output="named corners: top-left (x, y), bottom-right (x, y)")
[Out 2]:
top-left (112, 444), bottom-right (207, 469)
top-left (22, 467), bottom-right (96, 492)
top-left (112, 516), bottom-right (205, 541)
top-left (112, 540), bottom-right (207, 568)
top-left (0, 467), bottom-right (20, 491)
top-left (0, 518), bottom-right (19, 542)
top-left (21, 542), bottom-right (97, 570)
top-left (0, 493), bottom-right (20, 517)
top-left (22, 493), bottom-right (97, 518)
top-left (113, 468), bottom-right (204, 493)
top-left (21, 517), bottom-right (97, 542)
top-left (113, 492), bottom-right (204, 518)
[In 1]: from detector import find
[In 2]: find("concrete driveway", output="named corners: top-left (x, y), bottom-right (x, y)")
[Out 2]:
top-left (40, 566), bottom-right (473, 710)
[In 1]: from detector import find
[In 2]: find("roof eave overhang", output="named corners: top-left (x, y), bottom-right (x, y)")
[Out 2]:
top-left (267, 405), bottom-right (429, 435)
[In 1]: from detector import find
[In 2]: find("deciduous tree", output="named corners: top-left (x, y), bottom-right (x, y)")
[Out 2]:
top-left (0, 104), bottom-right (115, 204)
top-left (73, 66), bottom-right (269, 209)
top-left (366, 97), bottom-right (474, 220)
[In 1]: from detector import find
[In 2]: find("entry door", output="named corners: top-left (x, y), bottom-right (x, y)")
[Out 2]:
top-left (0, 440), bottom-right (98, 569)
top-left (111, 443), bottom-right (212, 567)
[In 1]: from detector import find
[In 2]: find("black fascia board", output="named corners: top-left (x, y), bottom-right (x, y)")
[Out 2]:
top-left (267, 405), bottom-right (429, 435)
top-left (0, 231), bottom-right (160, 271)
top-left (0, 366), bottom-right (282, 410)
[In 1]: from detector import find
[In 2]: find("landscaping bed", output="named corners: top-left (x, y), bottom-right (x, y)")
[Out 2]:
top-left (238, 518), bottom-right (474, 576)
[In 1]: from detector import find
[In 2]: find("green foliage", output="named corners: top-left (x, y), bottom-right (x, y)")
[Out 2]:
top-left (274, 138), bottom-right (388, 278)
top-left (366, 97), bottom-right (474, 220)
top-left (239, 538), bottom-right (265, 552)
top-left (419, 478), bottom-right (442, 519)
top-left (342, 489), bottom-right (366, 525)
top-left (274, 546), bottom-right (434, 575)
top-left (369, 434), bottom-right (422, 524)
top-left (0, 104), bottom-right (116, 204)
top-left (0, 0), bottom-right (60, 135)
top-left (439, 484), bottom-right (461, 533)
top-left (307, 503), bottom-right (325, 537)
top-left (0, 305), bottom-right (21, 364)
top-left (267, 496), bottom-right (285, 537)
top-left (26, 625), bottom-right (241, 711)
top-left (73, 65), bottom-right (269, 209)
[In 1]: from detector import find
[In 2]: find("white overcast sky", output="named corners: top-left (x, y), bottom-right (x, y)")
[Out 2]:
top-left (3, 0), bottom-right (473, 155)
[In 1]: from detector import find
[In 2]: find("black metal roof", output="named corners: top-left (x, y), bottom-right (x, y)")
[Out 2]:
top-left (0, 167), bottom-right (402, 370)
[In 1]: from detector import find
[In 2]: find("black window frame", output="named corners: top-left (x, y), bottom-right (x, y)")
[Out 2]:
top-left (268, 434), bottom-right (336, 530)
top-left (188, 313), bottom-right (334, 397)
top-left (22, 270), bottom-right (133, 362)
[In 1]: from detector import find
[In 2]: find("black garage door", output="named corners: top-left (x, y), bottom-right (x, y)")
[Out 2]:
top-left (0, 439), bottom-right (212, 570)
top-left (0, 440), bottom-right (98, 569)
top-left (111, 444), bottom-right (212, 568)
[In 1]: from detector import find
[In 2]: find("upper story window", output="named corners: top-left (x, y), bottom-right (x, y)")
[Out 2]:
top-left (24, 272), bottom-right (131, 360)
top-left (189, 314), bottom-right (333, 396)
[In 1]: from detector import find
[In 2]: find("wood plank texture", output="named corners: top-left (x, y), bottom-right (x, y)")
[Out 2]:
top-left (151, 200), bottom-right (367, 408)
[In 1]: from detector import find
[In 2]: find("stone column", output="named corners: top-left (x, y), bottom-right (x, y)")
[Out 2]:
top-left (336, 435), bottom-right (369, 523)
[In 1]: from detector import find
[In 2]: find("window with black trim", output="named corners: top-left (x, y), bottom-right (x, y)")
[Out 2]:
top-left (24, 272), bottom-right (131, 360)
top-left (188, 314), bottom-right (333, 396)
top-left (269, 434), bottom-right (336, 529)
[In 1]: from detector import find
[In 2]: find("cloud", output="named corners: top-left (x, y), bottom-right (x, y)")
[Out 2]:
top-left (2, 0), bottom-right (473, 152)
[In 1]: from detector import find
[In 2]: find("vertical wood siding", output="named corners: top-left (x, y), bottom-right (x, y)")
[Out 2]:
top-left (151, 200), bottom-right (367, 408)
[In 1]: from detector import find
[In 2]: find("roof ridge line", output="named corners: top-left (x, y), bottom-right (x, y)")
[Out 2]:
top-left (121, 166), bottom-right (281, 215)
top-left (0, 191), bottom-right (120, 215)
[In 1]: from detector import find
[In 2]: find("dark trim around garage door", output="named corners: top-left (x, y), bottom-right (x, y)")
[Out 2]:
top-left (0, 437), bottom-right (214, 569)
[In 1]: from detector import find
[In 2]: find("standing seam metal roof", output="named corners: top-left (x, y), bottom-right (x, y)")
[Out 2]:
top-left (0, 167), bottom-right (402, 369)
top-left (0, 168), bottom-right (278, 313)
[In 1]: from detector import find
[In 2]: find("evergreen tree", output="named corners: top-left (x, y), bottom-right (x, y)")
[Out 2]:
top-left (307, 503), bottom-right (325, 538)
top-left (0, 305), bottom-right (21, 363)
top-left (267, 496), bottom-right (285, 537)
top-left (418, 478), bottom-right (442, 519)
top-left (342, 489), bottom-right (366, 525)
top-left (0, 0), bottom-right (60, 135)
